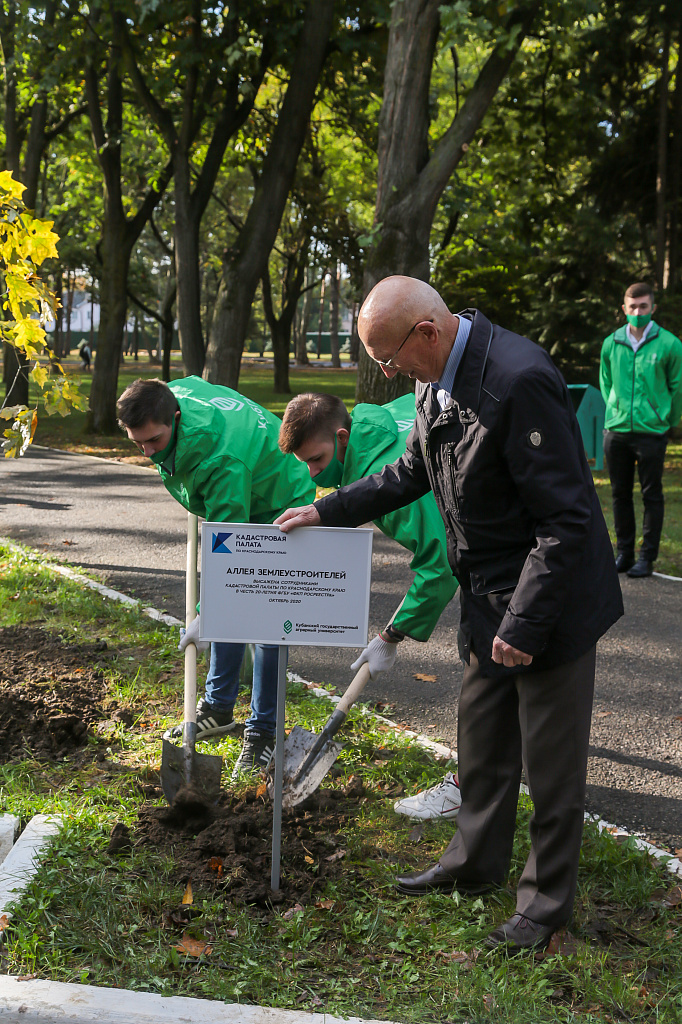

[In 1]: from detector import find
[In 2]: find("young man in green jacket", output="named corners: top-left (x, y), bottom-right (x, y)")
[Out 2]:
top-left (279, 391), bottom-right (462, 820)
top-left (116, 376), bottom-right (315, 774)
top-left (599, 282), bottom-right (682, 577)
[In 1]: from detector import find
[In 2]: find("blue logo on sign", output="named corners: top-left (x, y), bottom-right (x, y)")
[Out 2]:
top-left (212, 532), bottom-right (232, 554)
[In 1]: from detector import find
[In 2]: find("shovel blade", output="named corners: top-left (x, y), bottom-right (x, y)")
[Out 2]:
top-left (160, 737), bottom-right (222, 806)
top-left (269, 725), bottom-right (343, 808)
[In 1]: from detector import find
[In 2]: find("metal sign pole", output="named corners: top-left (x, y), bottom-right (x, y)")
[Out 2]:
top-left (270, 645), bottom-right (288, 892)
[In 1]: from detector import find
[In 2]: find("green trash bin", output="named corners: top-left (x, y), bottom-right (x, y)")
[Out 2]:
top-left (567, 384), bottom-right (606, 471)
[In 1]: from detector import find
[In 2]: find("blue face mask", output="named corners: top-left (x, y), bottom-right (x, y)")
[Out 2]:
top-left (312, 435), bottom-right (344, 488)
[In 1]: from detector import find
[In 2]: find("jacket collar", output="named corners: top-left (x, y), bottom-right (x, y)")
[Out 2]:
top-left (614, 321), bottom-right (661, 346)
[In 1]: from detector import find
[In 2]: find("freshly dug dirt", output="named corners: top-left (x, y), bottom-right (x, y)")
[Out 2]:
top-left (0, 625), bottom-right (115, 762)
top-left (131, 776), bottom-right (371, 908)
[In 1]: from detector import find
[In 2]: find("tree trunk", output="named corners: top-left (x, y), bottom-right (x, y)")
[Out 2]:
top-left (87, 228), bottom-right (133, 433)
top-left (161, 271), bottom-right (177, 382)
top-left (656, 23), bottom-right (671, 290)
top-left (89, 281), bottom-right (95, 346)
top-left (294, 266), bottom-right (313, 365)
top-left (329, 263), bottom-right (341, 367)
top-left (356, 0), bottom-right (538, 403)
top-left (174, 158), bottom-right (205, 376)
top-left (65, 270), bottom-right (73, 354)
top-left (53, 268), bottom-right (63, 358)
top-left (316, 274), bottom-right (326, 359)
top-left (349, 301), bottom-right (360, 363)
top-left (3, 342), bottom-right (29, 407)
top-left (203, 0), bottom-right (335, 389)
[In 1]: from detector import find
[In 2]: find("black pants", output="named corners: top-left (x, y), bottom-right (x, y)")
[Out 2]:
top-left (438, 646), bottom-right (596, 928)
top-left (603, 430), bottom-right (668, 561)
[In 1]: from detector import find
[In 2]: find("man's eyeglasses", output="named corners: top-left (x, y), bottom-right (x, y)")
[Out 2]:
top-left (371, 319), bottom-right (434, 369)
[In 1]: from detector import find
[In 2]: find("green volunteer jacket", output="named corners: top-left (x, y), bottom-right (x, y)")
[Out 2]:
top-left (599, 321), bottom-right (682, 434)
top-left (341, 394), bottom-right (458, 642)
top-left (156, 376), bottom-right (315, 522)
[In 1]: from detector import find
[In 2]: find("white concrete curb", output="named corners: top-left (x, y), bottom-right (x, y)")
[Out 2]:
top-left (0, 816), bottom-right (19, 867)
top-left (0, 816), bottom-right (62, 925)
top-left (0, 977), bottom-right (390, 1024)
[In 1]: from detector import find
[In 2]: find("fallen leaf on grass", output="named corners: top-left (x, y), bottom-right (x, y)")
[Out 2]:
top-left (224, 928), bottom-right (238, 938)
top-left (438, 949), bottom-right (479, 970)
top-left (173, 933), bottom-right (212, 957)
top-left (182, 880), bottom-right (193, 905)
top-left (413, 673), bottom-right (437, 682)
top-left (661, 885), bottom-right (682, 908)
top-left (256, 781), bottom-right (267, 798)
top-left (409, 824), bottom-right (424, 843)
top-left (536, 929), bottom-right (579, 958)
top-left (208, 857), bottom-right (223, 877)
top-left (482, 994), bottom-right (496, 1010)
top-left (315, 899), bottom-right (335, 910)
top-left (304, 855), bottom-right (314, 864)
top-left (282, 904), bottom-right (304, 920)
top-left (16, 974), bottom-right (37, 982)
top-left (325, 849), bottom-right (346, 863)
top-left (0, 914), bottom-right (10, 930)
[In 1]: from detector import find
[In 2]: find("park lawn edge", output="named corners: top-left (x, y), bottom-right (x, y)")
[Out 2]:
top-left (0, 539), bottom-right (681, 1022)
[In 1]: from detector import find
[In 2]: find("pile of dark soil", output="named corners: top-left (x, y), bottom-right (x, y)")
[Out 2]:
top-left (131, 777), bottom-right (370, 908)
top-left (0, 625), bottom-right (114, 762)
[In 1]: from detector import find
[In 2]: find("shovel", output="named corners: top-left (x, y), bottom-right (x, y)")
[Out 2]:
top-left (274, 662), bottom-right (372, 808)
top-left (161, 513), bottom-right (222, 807)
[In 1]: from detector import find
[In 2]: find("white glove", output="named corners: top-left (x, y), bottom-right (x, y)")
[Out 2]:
top-left (351, 634), bottom-right (399, 679)
top-left (178, 614), bottom-right (210, 653)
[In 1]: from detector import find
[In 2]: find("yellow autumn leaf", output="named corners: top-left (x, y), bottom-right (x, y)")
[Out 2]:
top-left (181, 880), bottom-right (193, 905)
top-left (0, 170), bottom-right (25, 199)
top-left (173, 933), bottom-right (212, 957)
top-left (30, 362), bottom-right (49, 388)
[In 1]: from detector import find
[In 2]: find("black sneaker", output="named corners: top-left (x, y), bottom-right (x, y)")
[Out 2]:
top-left (231, 728), bottom-right (276, 778)
top-left (167, 698), bottom-right (239, 741)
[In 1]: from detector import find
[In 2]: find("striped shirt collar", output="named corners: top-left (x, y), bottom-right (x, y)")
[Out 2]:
top-left (431, 313), bottom-right (472, 405)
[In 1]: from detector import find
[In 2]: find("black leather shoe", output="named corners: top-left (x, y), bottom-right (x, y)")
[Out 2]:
top-left (615, 553), bottom-right (635, 573)
top-left (627, 557), bottom-right (653, 578)
top-left (484, 913), bottom-right (555, 952)
top-left (396, 863), bottom-right (494, 896)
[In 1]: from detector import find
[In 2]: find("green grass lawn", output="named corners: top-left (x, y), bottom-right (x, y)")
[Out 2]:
top-left (0, 540), bottom-right (681, 1022)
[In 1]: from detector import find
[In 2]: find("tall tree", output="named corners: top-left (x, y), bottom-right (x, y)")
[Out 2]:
top-left (83, 8), bottom-right (171, 432)
top-left (202, 0), bottom-right (335, 389)
top-left (356, 0), bottom-right (540, 403)
top-left (121, 1), bottom-right (272, 377)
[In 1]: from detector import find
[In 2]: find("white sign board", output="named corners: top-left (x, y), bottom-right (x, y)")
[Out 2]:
top-left (200, 523), bottom-right (373, 647)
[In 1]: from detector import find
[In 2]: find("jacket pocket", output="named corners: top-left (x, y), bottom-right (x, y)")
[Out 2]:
top-left (469, 569), bottom-right (520, 596)
top-left (442, 443), bottom-right (460, 518)
top-left (647, 398), bottom-right (665, 426)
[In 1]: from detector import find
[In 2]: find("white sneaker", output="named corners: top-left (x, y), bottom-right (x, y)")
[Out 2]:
top-left (393, 772), bottom-right (462, 820)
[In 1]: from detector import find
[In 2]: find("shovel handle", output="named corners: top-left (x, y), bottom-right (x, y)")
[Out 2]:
top-left (335, 662), bottom-right (371, 716)
top-left (184, 513), bottom-right (199, 726)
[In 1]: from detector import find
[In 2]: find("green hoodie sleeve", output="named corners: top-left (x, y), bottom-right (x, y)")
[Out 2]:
top-left (375, 494), bottom-right (458, 642)
top-left (599, 336), bottom-right (613, 406)
top-left (667, 336), bottom-right (682, 428)
top-left (189, 454), bottom-right (253, 523)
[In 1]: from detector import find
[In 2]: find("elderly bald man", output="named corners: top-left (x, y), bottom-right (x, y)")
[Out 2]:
top-left (277, 276), bottom-right (623, 952)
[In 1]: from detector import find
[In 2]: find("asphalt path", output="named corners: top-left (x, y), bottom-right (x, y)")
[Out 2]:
top-left (1, 446), bottom-right (681, 853)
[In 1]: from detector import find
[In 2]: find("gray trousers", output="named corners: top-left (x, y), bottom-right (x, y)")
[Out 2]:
top-left (439, 645), bottom-right (596, 927)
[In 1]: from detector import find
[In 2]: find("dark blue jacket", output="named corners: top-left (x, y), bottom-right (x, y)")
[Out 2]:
top-left (316, 309), bottom-right (623, 676)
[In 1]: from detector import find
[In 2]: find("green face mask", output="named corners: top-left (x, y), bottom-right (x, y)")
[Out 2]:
top-left (626, 312), bottom-right (653, 329)
top-left (312, 435), bottom-right (344, 488)
top-left (150, 417), bottom-right (178, 465)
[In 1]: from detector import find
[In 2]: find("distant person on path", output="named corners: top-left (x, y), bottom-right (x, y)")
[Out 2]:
top-left (276, 276), bottom-right (623, 952)
top-left (279, 391), bottom-right (461, 820)
top-left (116, 377), bottom-right (315, 775)
top-left (78, 340), bottom-right (91, 372)
top-left (599, 282), bottom-right (682, 578)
